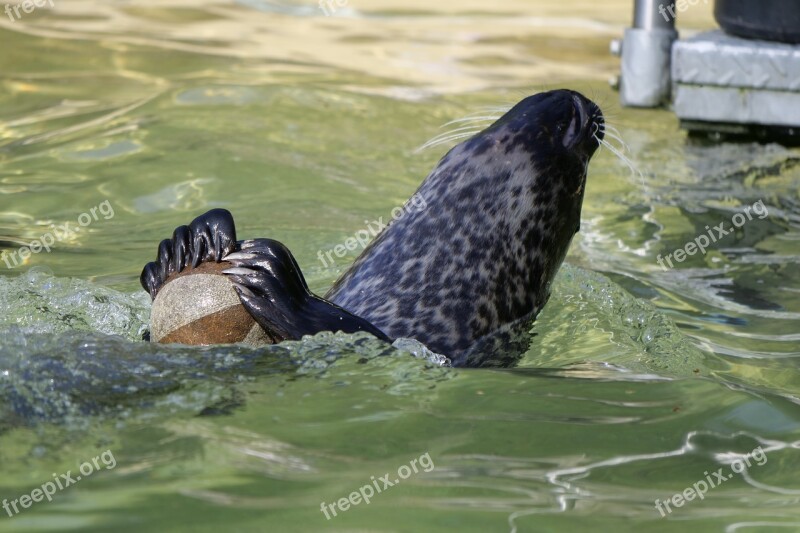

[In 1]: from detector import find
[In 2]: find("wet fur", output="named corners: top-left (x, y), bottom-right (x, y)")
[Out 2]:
top-left (141, 90), bottom-right (603, 367)
top-left (328, 90), bottom-right (603, 363)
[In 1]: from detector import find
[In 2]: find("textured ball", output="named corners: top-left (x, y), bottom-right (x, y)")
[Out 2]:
top-left (150, 261), bottom-right (270, 346)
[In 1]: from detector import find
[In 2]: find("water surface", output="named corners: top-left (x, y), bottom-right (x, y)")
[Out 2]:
top-left (1, 1), bottom-right (799, 531)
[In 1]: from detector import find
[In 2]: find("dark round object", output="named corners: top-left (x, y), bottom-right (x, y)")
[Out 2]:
top-left (715, 0), bottom-right (800, 44)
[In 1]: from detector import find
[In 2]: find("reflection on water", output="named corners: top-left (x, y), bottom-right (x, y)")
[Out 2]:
top-left (1, 1), bottom-right (799, 532)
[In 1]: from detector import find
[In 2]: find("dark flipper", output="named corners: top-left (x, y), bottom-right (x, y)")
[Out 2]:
top-left (223, 239), bottom-right (391, 343)
top-left (140, 208), bottom-right (238, 299)
top-left (140, 209), bottom-right (389, 343)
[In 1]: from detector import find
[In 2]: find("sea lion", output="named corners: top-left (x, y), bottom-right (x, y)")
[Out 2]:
top-left (141, 89), bottom-right (604, 367)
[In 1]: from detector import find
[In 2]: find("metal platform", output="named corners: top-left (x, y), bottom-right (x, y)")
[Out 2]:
top-left (673, 30), bottom-right (800, 139)
top-left (612, 0), bottom-right (800, 144)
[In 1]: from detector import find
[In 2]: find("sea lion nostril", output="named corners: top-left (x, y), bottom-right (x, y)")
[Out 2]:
top-left (593, 113), bottom-right (606, 142)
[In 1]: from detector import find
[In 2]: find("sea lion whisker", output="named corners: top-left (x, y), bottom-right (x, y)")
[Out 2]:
top-left (425, 105), bottom-right (511, 147)
top-left (419, 129), bottom-right (479, 146)
top-left (432, 124), bottom-right (487, 136)
top-left (415, 130), bottom-right (481, 152)
top-left (601, 123), bottom-right (625, 140)
top-left (596, 136), bottom-right (628, 164)
top-left (441, 115), bottom-right (503, 127)
top-left (600, 124), bottom-right (628, 146)
top-left (463, 105), bottom-right (512, 114)
top-left (596, 136), bottom-right (645, 187)
top-left (600, 130), bottom-right (630, 153)
top-left (417, 132), bottom-right (479, 151)
top-left (594, 123), bottom-right (633, 157)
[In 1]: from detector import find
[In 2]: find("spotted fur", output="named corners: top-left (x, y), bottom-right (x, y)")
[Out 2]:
top-left (141, 89), bottom-right (603, 367)
top-left (326, 89), bottom-right (603, 364)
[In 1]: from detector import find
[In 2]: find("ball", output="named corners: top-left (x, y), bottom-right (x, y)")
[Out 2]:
top-left (150, 261), bottom-right (271, 346)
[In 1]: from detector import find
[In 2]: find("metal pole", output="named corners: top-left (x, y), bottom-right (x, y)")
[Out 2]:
top-left (614, 0), bottom-right (678, 107)
top-left (634, 0), bottom-right (675, 31)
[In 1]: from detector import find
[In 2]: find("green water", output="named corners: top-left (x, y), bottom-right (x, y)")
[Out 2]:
top-left (2, 2), bottom-right (800, 532)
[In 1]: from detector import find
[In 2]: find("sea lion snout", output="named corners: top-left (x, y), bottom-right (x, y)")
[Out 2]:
top-left (562, 92), bottom-right (604, 153)
top-left (479, 89), bottom-right (603, 163)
